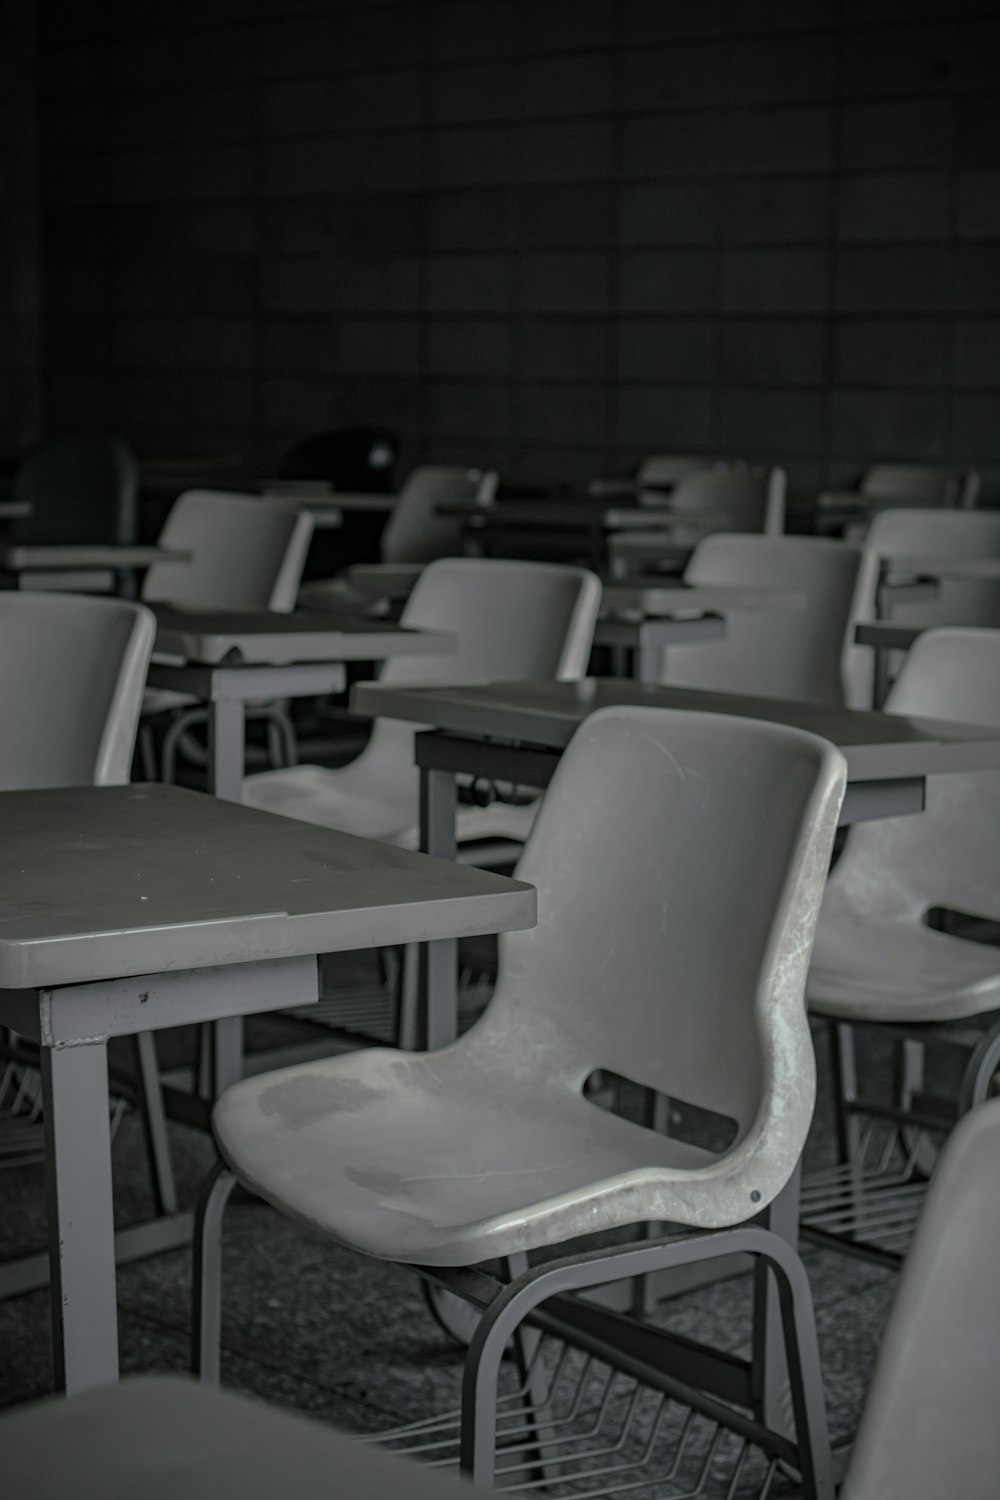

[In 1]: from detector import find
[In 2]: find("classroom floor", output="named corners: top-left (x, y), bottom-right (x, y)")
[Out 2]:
top-left (0, 963), bottom-right (906, 1494)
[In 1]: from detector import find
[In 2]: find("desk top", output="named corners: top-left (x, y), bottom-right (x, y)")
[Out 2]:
top-left (347, 562), bottom-right (423, 599)
top-left (152, 606), bottom-right (455, 666)
top-left (0, 784), bottom-right (534, 990)
top-left (602, 583), bottom-right (804, 617)
top-left (887, 554), bottom-right (1000, 582)
top-left (437, 500), bottom-right (726, 532)
top-left (352, 677), bottom-right (1000, 783)
top-left (855, 620), bottom-right (925, 651)
top-left (0, 544), bottom-right (190, 570)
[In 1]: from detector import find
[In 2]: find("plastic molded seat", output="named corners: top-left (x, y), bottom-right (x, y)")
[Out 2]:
top-left (861, 462), bottom-right (980, 510)
top-left (141, 492), bottom-right (314, 739)
top-left (0, 592), bottom-right (155, 788)
top-left (143, 490), bottom-right (314, 613)
top-left (381, 465), bottom-right (498, 566)
top-left (0, 1375), bottom-right (477, 1500)
top-left (657, 533), bottom-right (878, 706)
top-left (244, 558), bottom-right (601, 846)
top-left (13, 434), bottom-right (139, 546)
top-left (666, 465), bottom-right (785, 535)
top-left (298, 465), bottom-right (498, 613)
top-left (607, 466), bottom-right (786, 580)
top-left (810, 628), bottom-right (1000, 1025)
top-left (217, 705), bottom-right (846, 1265)
top-left (840, 1098), bottom-right (1000, 1500)
top-left (636, 453), bottom-right (723, 489)
top-left (866, 507), bottom-right (1000, 632)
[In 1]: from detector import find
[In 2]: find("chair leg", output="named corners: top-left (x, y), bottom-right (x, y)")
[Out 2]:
top-left (456, 1227), bottom-right (834, 1498)
top-left (161, 707), bottom-right (208, 783)
top-left (959, 1018), bottom-right (1000, 1111)
top-left (192, 1162), bottom-right (238, 1382)
top-left (829, 1021), bottom-right (861, 1164)
top-left (397, 943), bottom-right (420, 1051)
top-left (765, 1240), bottom-right (836, 1500)
top-left (131, 1032), bottom-right (178, 1217)
top-left (137, 721), bottom-right (159, 782)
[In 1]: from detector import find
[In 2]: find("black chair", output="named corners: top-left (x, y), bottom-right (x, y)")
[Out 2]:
top-left (13, 434), bottom-right (139, 545)
top-left (277, 426), bottom-right (400, 578)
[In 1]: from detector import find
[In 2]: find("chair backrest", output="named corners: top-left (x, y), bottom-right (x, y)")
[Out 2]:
top-left (381, 466), bottom-right (499, 566)
top-left (13, 435), bottom-right (139, 546)
top-left (841, 1097), bottom-right (1000, 1500)
top-left (866, 507), bottom-right (1000, 631)
top-left (824, 628), bottom-right (1000, 934)
top-left (658, 534), bottom-right (877, 705)
top-left (277, 426), bottom-right (399, 492)
top-left (465, 706), bottom-right (845, 1216)
top-left (667, 465), bottom-right (786, 536)
top-left (636, 454), bottom-right (722, 490)
top-left (143, 491), bottom-right (314, 612)
top-left (861, 463), bottom-right (980, 510)
top-left (349, 558), bottom-right (601, 794)
top-left (0, 592), bottom-right (155, 788)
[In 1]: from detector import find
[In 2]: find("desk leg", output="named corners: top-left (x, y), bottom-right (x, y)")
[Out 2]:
top-left (636, 622), bottom-right (661, 686)
top-left (419, 765), bottom-right (458, 1050)
top-left (872, 646), bottom-right (890, 711)
top-left (208, 696), bottom-right (245, 803)
top-left (751, 1169), bottom-right (801, 1441)
top-left (207, 697), bottom-right (246, 1091)
top-left (42, 1044), bottom-right (119, 1393)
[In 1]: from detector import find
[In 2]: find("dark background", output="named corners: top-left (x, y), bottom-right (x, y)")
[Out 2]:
top-left (3, 0), bottom-right (999, 497)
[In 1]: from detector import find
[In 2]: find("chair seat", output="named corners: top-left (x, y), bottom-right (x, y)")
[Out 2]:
top-left (244, 762), bottom-right (417, 840)
top-left (809, 898), bottom-right (1000, 1024)
top-left (244, 763), bottom-right (538, 851)
top-left (213, 1043), bottom-right (717, 1267)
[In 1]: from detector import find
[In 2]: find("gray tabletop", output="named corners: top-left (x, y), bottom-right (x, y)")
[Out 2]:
top-left (347, 562), bottom-right (424, 599)
top-left (152, 605), bottom-right (455, 666)
top-left (438, 499), bottom-right (727, 532)
top-left (0, 544), bottom-right (190, 570)
top-left (855, 620), bottom-right (926, 651)
top-left (0, 783), bottom-right (535, 990)
top-left (352, 677), bottom-right (1000, 783)
top-left (602, 583), bottom-right (804, 617)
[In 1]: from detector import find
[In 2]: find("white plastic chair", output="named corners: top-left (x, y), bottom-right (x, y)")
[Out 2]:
top-left (143, 489), bottom-right (314, 613)
top-left (0, 591), bottom-right (155, 788)
top-left (861, 462), bottom-right (980, 510)
top-left (244, 557), bottom-right (601, 848)
top-left (0, 592), bottom-right (170, 1225)
top-left (839, 1096), bottom-right (1000, 1500)
top-left (589, 452), bottom-right (723, 501)
top-left (866, 506), bottom-right (1000, 632)
top-left (198, 704), bottom-right (846, 1495)
top-left (816, 465), bottom-right (981, 533)
top-left (1, 1375), bottom-right (479, 1499)
top-left (803, 628), bottom-right (1000, 1257)
top-left (607, 465), bottom-right (786, 580)
top-left (299, 465), bottom-right (498, 612)
top-left (141, 491), bottom-right (315, 778)
top-left (810, 628), bottom-right (1000, 1031)
top-left (381, 465), bottom-right (498, 565)
top-left (656, 533), bottom-right (878, 706)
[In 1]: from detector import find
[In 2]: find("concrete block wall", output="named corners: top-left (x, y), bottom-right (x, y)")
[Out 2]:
top-left (0, 1), bottom-right (41, 453)
top-left (36, 0), bottom-right (1000, 497)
